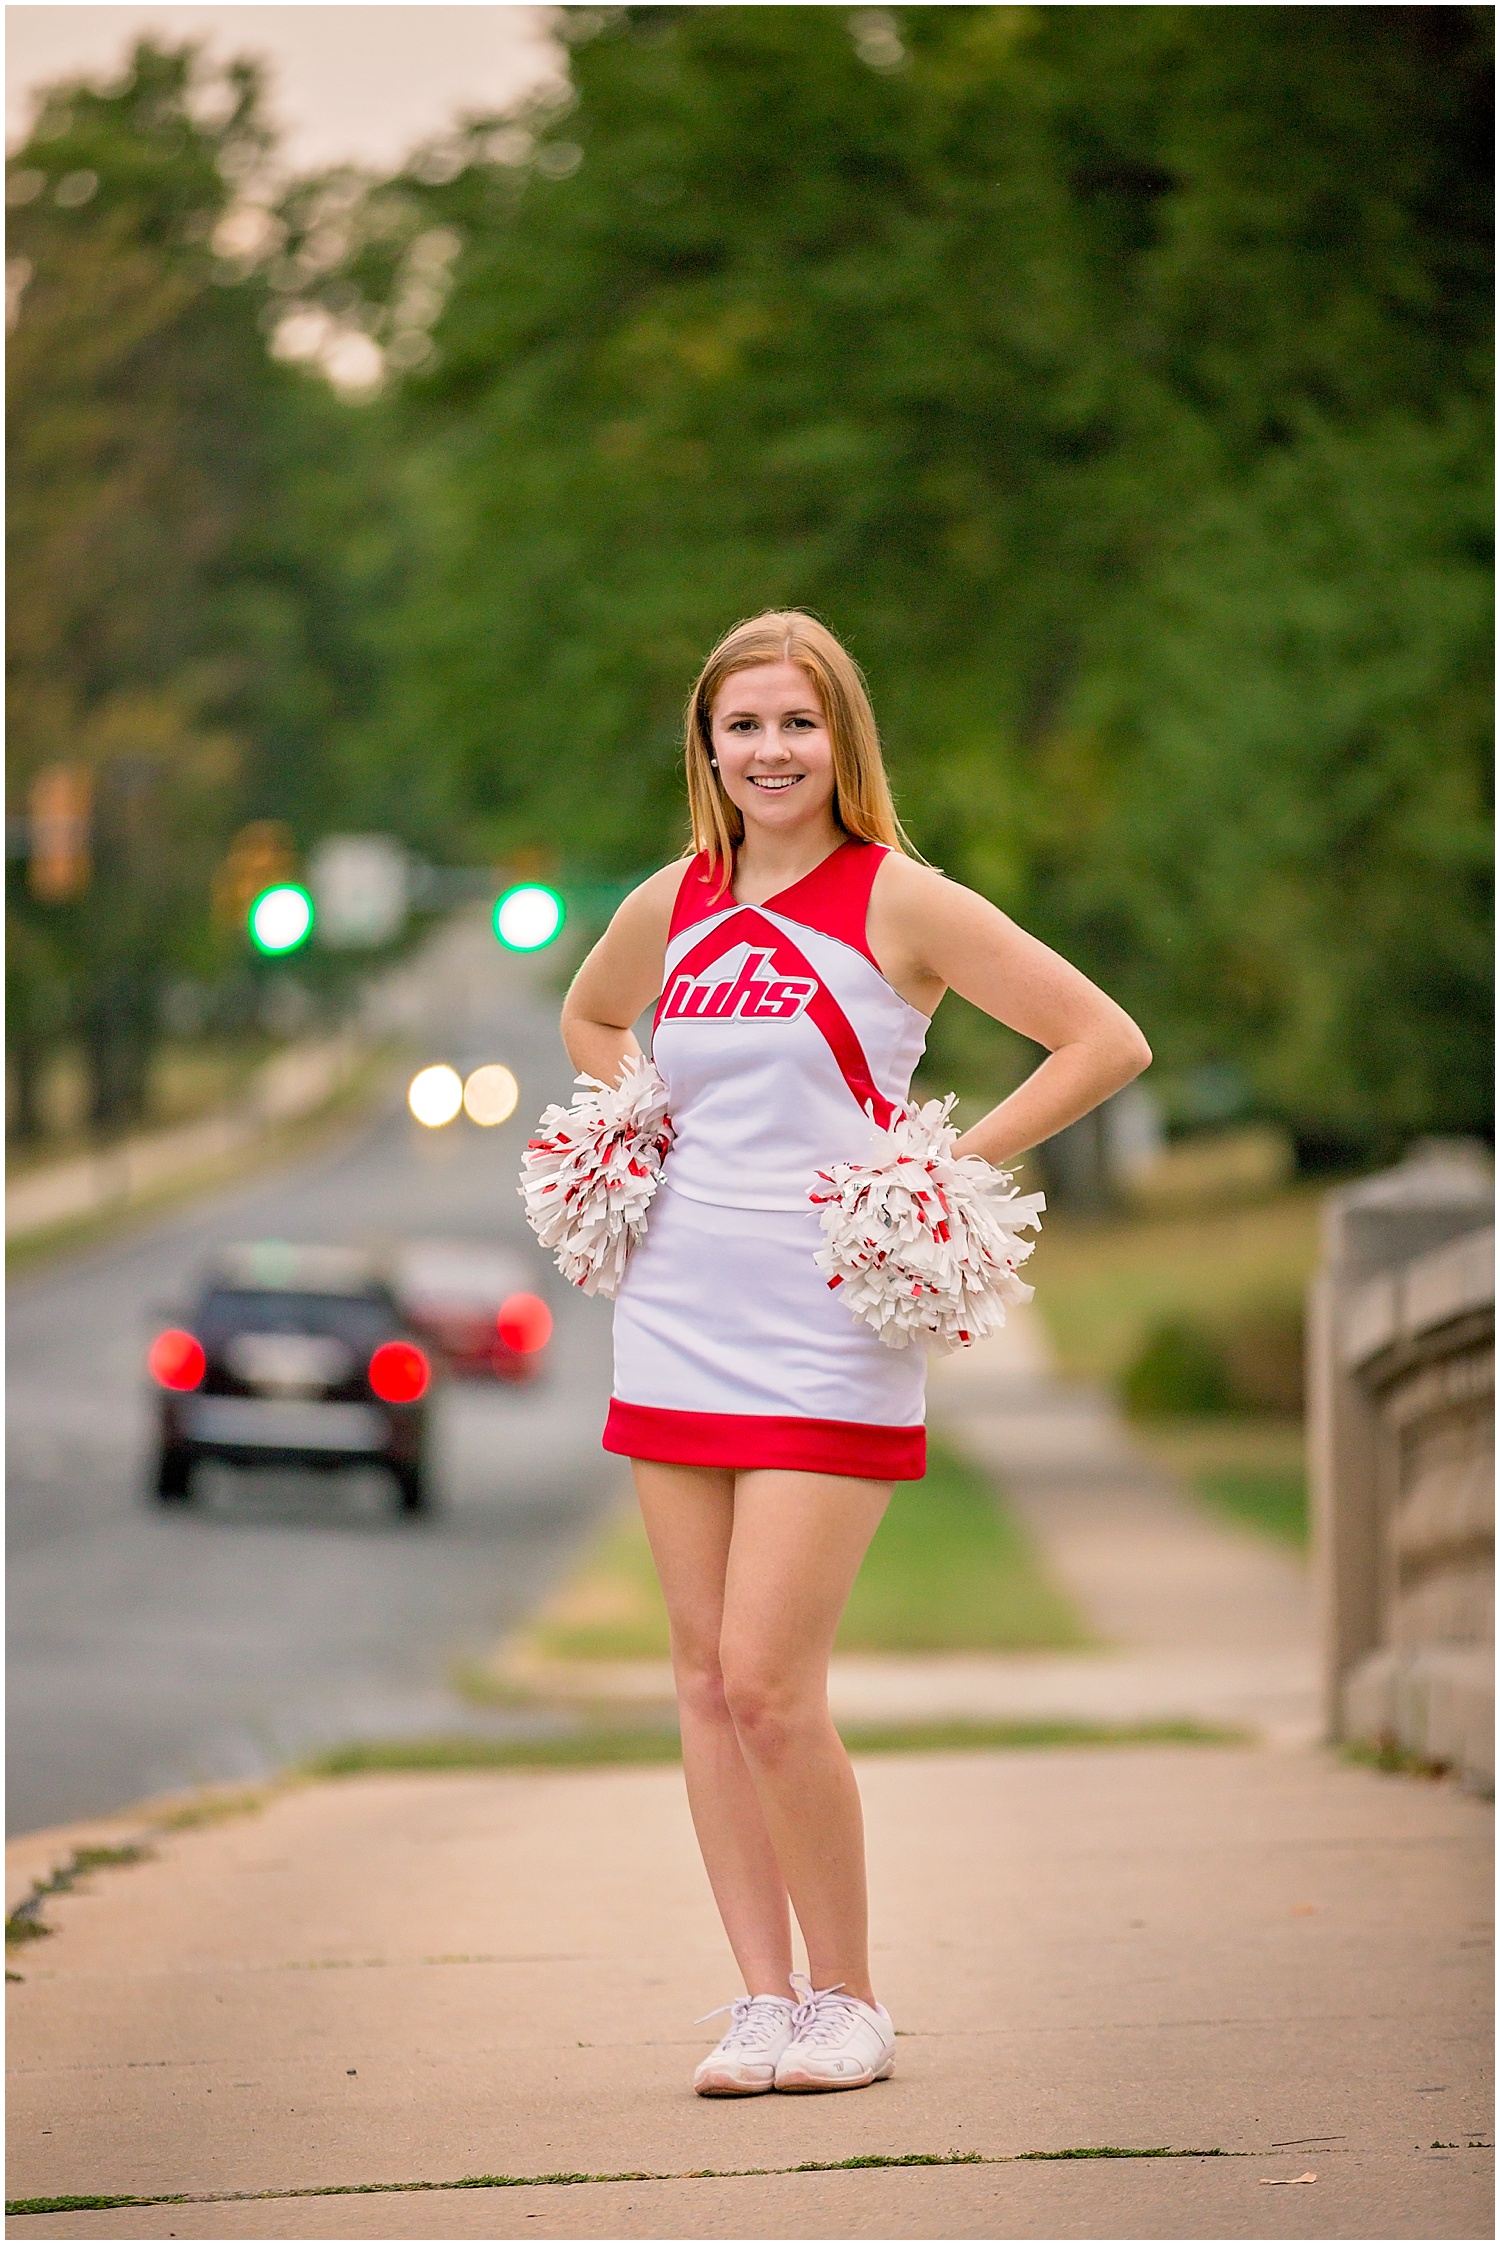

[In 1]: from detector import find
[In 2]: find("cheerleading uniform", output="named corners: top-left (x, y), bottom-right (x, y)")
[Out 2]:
top-left (603, 838), bottom-right (931, 1480)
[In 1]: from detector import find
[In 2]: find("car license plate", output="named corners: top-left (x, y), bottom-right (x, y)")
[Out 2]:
top-left (188, 1398), bottom-right (385, 1451)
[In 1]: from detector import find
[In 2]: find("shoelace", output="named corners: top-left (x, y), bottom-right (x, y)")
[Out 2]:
top-left (788, 1972), bottom-right (868, 2045)
top-left (695, 1994), bottom-right (793, 2052)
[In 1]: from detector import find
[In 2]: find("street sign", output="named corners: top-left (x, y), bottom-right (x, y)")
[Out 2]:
top-left (309, 834), bottom-right (409, 948)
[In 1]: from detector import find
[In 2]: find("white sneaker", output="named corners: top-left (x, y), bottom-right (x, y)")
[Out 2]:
top-left (692, 1994), bottom-right (797, 2096)
top-left (774, 1974), bottom-right (896, 2092)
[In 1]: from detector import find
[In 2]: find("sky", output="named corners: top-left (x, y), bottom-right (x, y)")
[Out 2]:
top-left (6, 4), bottom-right (565, 172)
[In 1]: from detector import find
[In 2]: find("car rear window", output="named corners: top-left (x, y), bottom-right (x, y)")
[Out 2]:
top-left (199, 1290), bottom-right (399, 1349)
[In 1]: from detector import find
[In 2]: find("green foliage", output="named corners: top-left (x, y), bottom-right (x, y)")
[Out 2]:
top-left (6, 42), bottom-right (399, 1128)
top-left (1120, 1318), bottom-right (1236, 1418)
top-left (7, 10), bottom-right (1492, 1152)
top-left (370, 3), bottom-right (1490, 1144)
top-left (1118, 1295), bottom-right (1304, 1421)
top-left (1086, 410), bottom-right (1492, 1140)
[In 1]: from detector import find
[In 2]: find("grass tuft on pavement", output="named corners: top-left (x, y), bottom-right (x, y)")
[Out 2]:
top-left (6, 1845), bottom-right (151, 1948)
top-left (1017, 2146), bottom-right (1220, 2161)
top-left (1342, 1736), bottom-right (1458, 1783)
top-left (524, 1435), bottom-right (1087, 1663)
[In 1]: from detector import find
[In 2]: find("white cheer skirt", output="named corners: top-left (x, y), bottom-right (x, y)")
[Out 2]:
top-left (603, 1183), bottom-right (927, 1480)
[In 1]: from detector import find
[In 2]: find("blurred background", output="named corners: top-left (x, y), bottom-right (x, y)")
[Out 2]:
top-left (6, 5), bottom-right (1493, 1830)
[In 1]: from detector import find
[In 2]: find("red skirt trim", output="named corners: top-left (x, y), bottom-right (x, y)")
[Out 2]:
top-left (603, 1399), bottom-right (925, 1481)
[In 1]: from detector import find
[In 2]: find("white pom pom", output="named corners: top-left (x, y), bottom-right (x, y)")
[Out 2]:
top-left (810, 1096), bottom-right (1045, 1353)
top-left (519, 1055), bottom-right (674, 1297)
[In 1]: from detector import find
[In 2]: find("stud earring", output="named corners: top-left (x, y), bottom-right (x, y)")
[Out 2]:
top-left (709, 756), bottom-right (718, 769)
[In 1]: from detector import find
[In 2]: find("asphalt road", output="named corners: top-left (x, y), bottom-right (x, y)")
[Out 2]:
top-left (7, 919), bottom-right (622, 1835)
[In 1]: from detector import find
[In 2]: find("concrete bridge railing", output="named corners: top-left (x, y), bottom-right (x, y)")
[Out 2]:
top-left (1308, 1145), bottom-right (1494, 1790)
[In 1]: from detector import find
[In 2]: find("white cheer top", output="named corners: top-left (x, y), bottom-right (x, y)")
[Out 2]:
top-left (650, 839), bottom-right (929, 1211)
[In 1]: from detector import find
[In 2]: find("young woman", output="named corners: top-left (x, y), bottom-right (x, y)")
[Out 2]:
top-left (560, 611), bottom-right (1150, 2097)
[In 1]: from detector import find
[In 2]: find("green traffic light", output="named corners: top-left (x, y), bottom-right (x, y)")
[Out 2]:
top-left (249, 883), bottom-right (314, 955)
top-left (493, 884), bottom-right (565, 951)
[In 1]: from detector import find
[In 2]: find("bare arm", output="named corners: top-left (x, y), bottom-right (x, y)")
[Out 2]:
top-left (868, 855), bottom-right (1151, 1168)
top-left (557, 863), bottom-right (682, 1083)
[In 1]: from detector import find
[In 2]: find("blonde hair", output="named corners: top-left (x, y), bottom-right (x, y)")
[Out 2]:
top-left (683, 611), bottom-right (915, 879)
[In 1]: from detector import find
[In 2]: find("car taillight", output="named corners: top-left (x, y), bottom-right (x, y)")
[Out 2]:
top-left (368, 1340), bottom-right (430, 1403)
top-left (149, 1329), bottom-right (206, 1392)
top-left (497, 1292), bottom-right (552, 1354)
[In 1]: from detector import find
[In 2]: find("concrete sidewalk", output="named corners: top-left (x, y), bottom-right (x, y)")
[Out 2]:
top-left (5, 1036), bottom-right (369, 1245)
top-left (921, 1306), bottom-right (1318, 1742)
top-left (6, 1314), bottom-right (1490, 2238)
top-left (6, 1743), bottom-right (1492, 2239)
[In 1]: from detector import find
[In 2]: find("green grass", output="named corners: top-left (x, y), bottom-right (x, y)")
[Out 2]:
top-left (1194, 1466), bottom-right (1308, 1547)
top-left (1133, 1417), bottom-right (1309, 1550)
top-left (525, 1436), bottom-right (1088, 1663)
top-left (528, 1508), bottom-right (672, 1661)
top-left (1342, 1736), bottom-right (1456, 1781)
top-left (836, 1438), bottom-right (1089, 1651)
top-left (302, 1716), bottom-right (1243, 1779)
top-left (1028, 1187), bottom-right (1323, 1388)
top-left (307, 1728), bottom-right (685, 1776)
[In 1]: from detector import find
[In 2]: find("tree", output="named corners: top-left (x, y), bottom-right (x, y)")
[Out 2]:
top-left (6, 41), bottom-right (397, 1131)
top-left (13, 12), bottom-right (1486, 1151)
top-left (361, 4), bottom-right (1490, 1148)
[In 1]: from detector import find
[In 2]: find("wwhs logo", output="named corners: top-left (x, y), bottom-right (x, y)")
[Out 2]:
top-left (660, 946), bottom-right (818, 1024)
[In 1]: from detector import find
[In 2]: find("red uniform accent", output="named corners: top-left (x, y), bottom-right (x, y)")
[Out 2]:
top-left (767, 838), bottom-right (884, 968)
top-left (668, 838), bottom-right (884, 963)
top-left (659, 946), bottom-right (817, 1024)
top-left (655, 907), bottom-right (897, 1129)
top-left (604, 1398), bottom-right (925, 1480)
top-left (669, 852), bottom-right (733, 940)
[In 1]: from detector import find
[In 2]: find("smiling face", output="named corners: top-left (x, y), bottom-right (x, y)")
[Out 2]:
top-left (709, 661), bottom-right (839, 841)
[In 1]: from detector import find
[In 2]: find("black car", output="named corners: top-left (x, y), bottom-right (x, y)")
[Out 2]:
top-left (148, 1243), bottom-right (434, 1512)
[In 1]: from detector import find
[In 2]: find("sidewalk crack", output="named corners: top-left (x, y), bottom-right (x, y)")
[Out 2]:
top-left (8, 2146), bottom-right (1243, 2217)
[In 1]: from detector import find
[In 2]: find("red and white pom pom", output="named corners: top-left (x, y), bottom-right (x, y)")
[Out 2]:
top-left (519, 1055), bottom-right (673, 1297)
top-left (810, 1096), bottom-right (1045, 1353)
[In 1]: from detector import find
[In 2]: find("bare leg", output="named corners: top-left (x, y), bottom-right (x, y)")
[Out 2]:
top-left (718, 1470), bottom-right (892, 2007)
top-left (632, 1460), bottom-right (793, 1996)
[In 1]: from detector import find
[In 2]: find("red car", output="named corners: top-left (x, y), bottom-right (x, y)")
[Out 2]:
top-left (391, 1240), bottom-right (553, 1383)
